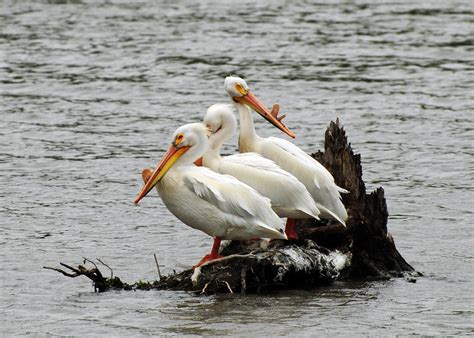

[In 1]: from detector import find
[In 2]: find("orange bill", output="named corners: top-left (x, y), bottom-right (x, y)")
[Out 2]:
top-left (134, 144), bottom-right (190, 204)
top-left (234, 90), bottom-right (296, 138)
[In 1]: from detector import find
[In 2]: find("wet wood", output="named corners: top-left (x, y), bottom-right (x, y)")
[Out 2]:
top-left (43, 259), bottom-right (107, 292)
top-left (306, 119), bottom-right (414, 278)
top-left (45, 119), bottom-right (415, 293)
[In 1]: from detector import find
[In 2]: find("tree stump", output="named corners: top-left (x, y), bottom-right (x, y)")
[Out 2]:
top-left (302, 119), bottom-right (414, 279)
top-left (45, 119), bottom-right (415, 293)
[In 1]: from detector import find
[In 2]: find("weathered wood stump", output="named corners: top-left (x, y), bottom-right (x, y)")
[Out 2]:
top-left (45, 120), bottom-right (415, 293)
top-left (302, 119), bottom-right (414, 279)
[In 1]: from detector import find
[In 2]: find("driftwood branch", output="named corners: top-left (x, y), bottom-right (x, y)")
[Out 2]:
top-left (97, 258), bottom-right (113, 279)
top-left (44, 120), bottom-right (416, 294)
top-left (44, 260), bottom-right (107, 292)
top-left (154, 253), bottom-right (162, 280)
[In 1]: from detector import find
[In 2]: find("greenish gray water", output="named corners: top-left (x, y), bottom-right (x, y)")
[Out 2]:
top-left (1, 0), bottom-right (473, 335)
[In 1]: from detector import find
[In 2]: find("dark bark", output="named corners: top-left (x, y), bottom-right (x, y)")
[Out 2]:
top-left (45, 120), bottom-right (415, 293)
top-left (43, 260), bottom-right (107, 292)
top-left (306, 119), bottom-right (414, 278)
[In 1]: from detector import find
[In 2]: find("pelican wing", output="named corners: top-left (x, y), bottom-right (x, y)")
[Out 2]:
top-left (182, 167), bottom-right (286, 237)
top-left (222, 152), bottom-right (320, 219)
top-left (224, 152), bottom-right (295, 179)
top-left (265, 137), bottom-right (348, 193)
top-left (267, 137), bottom-right (322, 168)
top-left (259, 137), bottom-right (348, 224)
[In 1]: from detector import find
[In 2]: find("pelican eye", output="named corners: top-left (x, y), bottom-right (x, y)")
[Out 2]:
top-left (175, 133), bottom-right (184, 145)
top-left (235, 84), bottom-right (247, 96)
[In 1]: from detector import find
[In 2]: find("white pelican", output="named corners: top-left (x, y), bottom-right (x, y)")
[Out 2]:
top-left (134, 123), bottom-right (287, 267)
top-left (202, 103), bottom-right (320, 239)
top-left (223, 76), bottom-right (349, 225)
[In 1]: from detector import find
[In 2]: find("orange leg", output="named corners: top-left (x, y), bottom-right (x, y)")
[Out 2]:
top-left (194, 237), bottom-right (223, 268)
top-left (285, 218), bottom-right (299, 240)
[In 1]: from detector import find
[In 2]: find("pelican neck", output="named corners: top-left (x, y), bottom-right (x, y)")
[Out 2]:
top-left (234, 102), bottom-right (258, 145)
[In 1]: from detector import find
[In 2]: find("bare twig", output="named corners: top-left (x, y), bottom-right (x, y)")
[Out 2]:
top-left (97, 258), bottom-right (113, 279)
top-left (43, 266), bottom-right (79, 278)
top-left (44, 261), bottom-right (107, 293)
top-left (201, 282), bottom-right (210, 294)
top-left (59, 262), bottom-right (81, 274)
top-left (240, 268), bottom-right (247, 295)
top-left (250, 267), bottom-right (261, 293)
top-left (83, 257), bottom-right (97, 270)
top-left (224, 281), bottom-right (234, 294)
top-left (153, 253), bottom-right (162, 280)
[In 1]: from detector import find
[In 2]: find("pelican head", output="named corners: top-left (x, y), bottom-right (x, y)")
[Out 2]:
top-left (204, 103), bottom-right (236, 133)
top-left (134, 123), bottom-right (209, 204)
top-left (224, 76), bottom-right (250, 98)
top-left (224, 76), bottom-right (295, 138)
top-left (204, 103), bottom-right (237, 149)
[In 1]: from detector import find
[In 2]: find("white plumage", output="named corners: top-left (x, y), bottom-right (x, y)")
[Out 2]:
top-left (134, 123), bottom-right (286, 266)
top-left (223, 76), bottom-right (349, 225)
top-left (176, 167), bottom-right (286, 239)
top-left (256, 136), bottom-right (348, 224)
top-left (203, 103), bottom-right (320, 221)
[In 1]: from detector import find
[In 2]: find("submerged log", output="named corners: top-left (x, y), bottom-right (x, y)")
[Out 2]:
top-left (174, 240), bottom-right (349, 294)
top-left (45, 120), bottom-right (415, 293)
top-left (43, 258), bottom-right (108, 292)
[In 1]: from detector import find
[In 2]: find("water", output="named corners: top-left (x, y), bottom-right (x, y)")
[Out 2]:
top-left (1, 0), bottom-right (473, 335)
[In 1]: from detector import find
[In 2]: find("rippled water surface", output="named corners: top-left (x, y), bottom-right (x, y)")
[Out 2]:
top-left (1, 0), bottom-right (473, 335)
